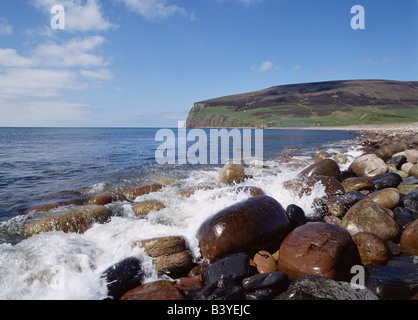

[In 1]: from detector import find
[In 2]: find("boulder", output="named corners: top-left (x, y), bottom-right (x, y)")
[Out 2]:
top-left (275, 275), bottom-right (378, 300)
top-left (402, 189), bottom-right (418, 214)
top-left (85, 193), bottom-right (115, 206)
top-left (401, 162), bottom-right (414, 174)
top-left (370, 172), bottom-right (403, 190)
top-left (409, 164), bottom-right (418, 177)
top-left (389, 155), bottom-right (407, 170)
top-left (121, 280), bottom-right (185, 300)
top-left (283, 176), bottom-right (345, 198)
top-left (340, 199), bottom-right (400, 241)
top-left (320, 194), bottom-right (358, 217)
top-left (202, 253), bottom-right (250, 286)
top-left (253, 251), bottom-right (277, 274)
top-left (341, 177), bottom-right (375, 193)
top-left (132, 236), bottom-right (195, 278)
top-left (375, 142), bottom-right (408, 160)
top-left (196, 195), bottom-right (290, 261)
top-left (218, 163), bottom-right (246, 184)
top-left (132, 200), bottom-right (165, 216)
top-left (298, 159), bottom-right (342, 181)
top-left (366, 188), bottom-right (400, 209)
top-left (22, 201), bottom-right (81, 215)
top-left (179, 186), bottom-right (213, 198)
top-left (352, 232), bottom-right (391, 265)
top-left (393, 149), bottom-right (418, 164)
top-left (285, 204), bottom-right (306, 229)
top-left (334, 154), bottom-right (348, 165)
top-left (400, 219), bottom-right (418, 255)
top-left (122, 184), bottom-right (163, 201)
top-left (348, 154), bottom-right (388, 178)
top-left (242, 271), bottom-right (289, 292)
top-left (277, 222), bottom-right (358, 281)
top-left (102, 257), bottom-right (144, 300)
top-left (23, 205), bottom-right (112, 238)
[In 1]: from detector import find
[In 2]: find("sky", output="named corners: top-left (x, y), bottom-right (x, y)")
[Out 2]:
top-left (0, 0), bottom-right (417, 127)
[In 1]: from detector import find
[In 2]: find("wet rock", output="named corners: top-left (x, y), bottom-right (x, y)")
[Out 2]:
top-left (348, 154), bottom-right (388, 178)
top-left (132, 200), bottom-right (165, 216)
top-left (253, 251), bottom-right (277, 274)
top-left (85, 193), bottom-right (115, 206)
top-left (409, 164), bottom-right (418, 177)
top-left (133, 236), bottom-right (187, 257)
top-left (389, 155), bottom-right (407, 170)
top-left (242, 271), bottom-right (289, 292)
top-left (352, 232), bottom-right (391, 266)
top-left (366, 188), bottom-right (400, 209)
top-left (398, 184), bottom-right (418, 195)
top-left (341, 177), bottom-right (375, 193)
top-left (175, 275), bottom-right (203, 291)
top-left (393, 208), bottom-right (414, 230)
top-left (401, 176), bottom-right (418, 185)
top-left (375, 142), bottom-right (408, 161)
top-left (122, 184), bottom-right (163, 201)
top-left (132, 236), bottom-right (195, 278)
top-left (320, 194), bottom-right (358, 217)
top-left (153, 250), bottom-right (195, 279)
top-left (323, 215), bottom-right (342, 226)
top-left (366, 264), bottom-right (418, 300)
top-left (401, 162), bottom-right (414, 175)
top-left (202, 253), bottom-right (250, 285)
top-left (218, 163), bottom-right (246, 184)
top-left (121, 280), bottom-right (185, 300)
top-left (277, 222), bottom-right (358, 281)
top-left (402, 189), bottom-right (418, 214)
top-left (23, 205), bottom-right (112, 238)
top-left (400, 219), bottom-right (418, 255)
top-left (244, 288), bottom-right (280, 300)
top-left (393, 149), bottom-right (418, 164)
top-left (283, 176), bottom-right (345, 198)
top-left (285, 204), bottom-right (306, 229)
top-left (340, 199), bottom-right (400, 241)
top-left (22, 201), bottom-right (81, 215)
top-left (196, 196), bottom-right (290, 262)
top-left (370, 172), bottom-right (403, 190)
top-left (298, 159), bottom-right (342, 181)
top-left (102, 257), bottom-right (144, 300)
top-left (275, 275), bottom-right (378, 300)
top-left (194, 280), bottom-right (244, 300)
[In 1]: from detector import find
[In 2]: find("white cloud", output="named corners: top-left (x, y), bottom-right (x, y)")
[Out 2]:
top-left (251, 60), bottom-right (279, 73)
top-left (80, 68), bottom-right (113, 80)
top-left (31, 36), bottom-right (108, 68)
top-left (292, 64), bottom-right (302, 72)
top-left (0, 18), bottom-right (13, 36)
top-left (30, 0), bottom-right (117, 32)
top-left (236, 0), bottom-right (262, 5)
top-left (0, 68), bottom-right (87, 99)
top-left (0, 49), bottom-right (34, 67)
top-left (118, 0), bottom-right (189, 21)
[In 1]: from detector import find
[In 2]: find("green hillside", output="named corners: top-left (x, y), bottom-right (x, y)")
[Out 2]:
top-left (186, 80), bottom-right (418, 128)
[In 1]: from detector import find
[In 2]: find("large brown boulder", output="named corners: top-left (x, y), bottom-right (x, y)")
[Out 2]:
top-left (400, 220), bottom-right (418, 255)
top-left (340, 199), bottom-right (400, 241)
top-left (298, 159), bottom-right (342, 181)
top-left (352, 232), bottom-right (392, 265)
top-left (277, 222), bottom-right (357, 281)
top-left (348, 154), bottom-right (388, 178)
top-left (341, 177), bottom-right (375, 193)
top-left (366, 188), bottom-right (400, 209)
top-left (196, 195), bottom-right (290, 262)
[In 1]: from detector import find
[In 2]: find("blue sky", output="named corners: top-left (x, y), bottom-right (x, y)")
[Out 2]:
top-left (0, 0), bottom-right (417, 127)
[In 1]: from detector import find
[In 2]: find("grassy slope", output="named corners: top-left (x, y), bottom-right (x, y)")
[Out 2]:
top-left (186, 80), bottom-right (418, 128)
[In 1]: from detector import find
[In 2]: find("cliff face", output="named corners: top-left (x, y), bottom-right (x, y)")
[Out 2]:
top-left (185, 80), bottom-right (418, 128)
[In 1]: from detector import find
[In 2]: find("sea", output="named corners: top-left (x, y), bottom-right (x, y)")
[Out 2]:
top-left (0, 127), bottom-right (365, 300)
